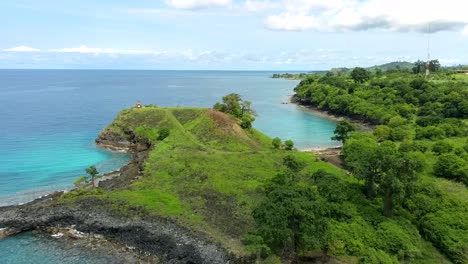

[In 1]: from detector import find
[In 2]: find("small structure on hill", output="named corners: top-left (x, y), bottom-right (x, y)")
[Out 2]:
top-left (136, 101), bottom-right (142, 109)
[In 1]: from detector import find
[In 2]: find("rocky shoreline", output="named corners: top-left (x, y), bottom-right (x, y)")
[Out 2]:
top-left (289, 95), bottom-right (374, 131)
top-left (0, 129), bottom-right (250, 264)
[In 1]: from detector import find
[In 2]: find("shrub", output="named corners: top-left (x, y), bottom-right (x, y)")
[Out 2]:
top-left (388, 116), bottom-right (407, 128)
top-left (374, 125), bottom-right (392, 141)
top-left (433, 154), bottom-right (468, 184)
top-left (389, 126), bottom-right (411, 141)
top-left (415, 126), bottom-right (445, 140)
top-left (272, 137), bottom-right (282, 149)
top-left (431, 141), bottom-right (453, 155)
top-left (284, 140), bottom-right (294, 150)
top-left (73, 176), bottom-right (87, 187)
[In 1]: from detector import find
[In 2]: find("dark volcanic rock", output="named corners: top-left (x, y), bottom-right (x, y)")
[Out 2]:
top-left (95, 129), bottom-right (149, 191)
top-left (0, 198), bottom-right (245, 264)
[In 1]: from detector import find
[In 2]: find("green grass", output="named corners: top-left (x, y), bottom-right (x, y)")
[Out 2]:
top-left (64, 106), bottom-right (455, 262)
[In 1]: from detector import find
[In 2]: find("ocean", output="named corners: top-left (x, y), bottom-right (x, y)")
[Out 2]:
top-left (0, 70), bottom-right (337, 262)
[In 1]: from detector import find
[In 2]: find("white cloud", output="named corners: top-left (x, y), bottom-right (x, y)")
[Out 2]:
top-left (264, 0), bottom-right (468, 33)
top-left (165, 0), bottom-right (231, 9)
top-left (245, 0), bottom-right (278, 12)
top-left (49, 45), bottom-right (164, 55)
top-left (265, 12), bottom-right (319, 31)
top-left (463, 26), bottom-right (468, 36)
top-left (3, 46), bottom-right (40, 52)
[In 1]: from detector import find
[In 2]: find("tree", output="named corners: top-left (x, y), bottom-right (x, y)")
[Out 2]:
top-left (240, 114), bottom-right (255, 129)
top-left (343, 135), bottom-right (381, 198)
top-left (377, 142), bottom-right (422, 217)
top-left (251, 173), bottom-right (327, 256)
top-left (272, 137), bottom-right (282, 149)
top-left (373, 125), bottom-right (392, 142)
top-left (215, 93), bottom-right (242, 117)
top-left (331, 120), bottom-right (356, 143)
top-left (412, 60), bottom-right (426, 74)
top-left (429, 59), bottom-right (441, 72)
top-left (85, 165), bottom-right (99, 186)
top-left (213, 94), bottom-right (257, 129)
top-left (412, 60), bottom-right (440, 74)
top-left (284, 140), bottom-right (294, 150)
top-left (343, 135), bottom-right (422, 215)
top-left (350, 67), bottom-right (370, 83)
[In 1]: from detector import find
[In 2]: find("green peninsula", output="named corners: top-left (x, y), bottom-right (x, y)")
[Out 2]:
top-left (2, 88), bottom-right (464, 263)
top-left (58, 95), bottom-right (455, 263)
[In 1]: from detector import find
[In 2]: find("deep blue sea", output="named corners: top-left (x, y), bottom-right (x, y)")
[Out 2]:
top-left (0, 70), bottom-right (337, 262)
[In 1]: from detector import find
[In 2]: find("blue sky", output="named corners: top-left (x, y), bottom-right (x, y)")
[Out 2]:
top-left (1, 0), bottom-right (467, 70)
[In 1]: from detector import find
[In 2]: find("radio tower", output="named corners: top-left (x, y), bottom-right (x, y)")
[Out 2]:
top-left (425, 23), bottom-right (431, 79)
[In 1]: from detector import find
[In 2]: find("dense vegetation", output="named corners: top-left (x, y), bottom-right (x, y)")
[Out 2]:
top-left (59, 63), bottom-right (468, 262)
top-left (61, 90), bottom-right (463, 263)
top-left (64, 104), bottom-right (352, 260)
top-left (294, 68), bottom-right (468, 263)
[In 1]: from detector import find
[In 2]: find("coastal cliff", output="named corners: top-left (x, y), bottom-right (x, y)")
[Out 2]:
top-left (0, 116), bottom-right (244, 263)
top-left (0, 107), bottom-right (256, 263)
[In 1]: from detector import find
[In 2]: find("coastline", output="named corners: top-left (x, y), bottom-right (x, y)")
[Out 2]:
top-left (1, 99), bottom-right (352, 263)
top-left (0, 128), bottom-right (247, 264)
top-left (0, 146), bottom-right (132, 207)
top-left (289, 95), bottom-right (374, 131)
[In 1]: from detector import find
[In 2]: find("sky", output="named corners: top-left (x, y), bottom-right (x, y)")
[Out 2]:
top-left (1, 0), bottom-right (467, 70)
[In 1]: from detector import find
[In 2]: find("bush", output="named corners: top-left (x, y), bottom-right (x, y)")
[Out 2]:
top-left (415, 126), bottom-right (445, 140)
top-left (351, 67), bottom-right (371, 83)
top-left (399, 141), bottom-right (430, 153)
top-left (389, 126), bottom-right (411, 141)
top-left (240, 114), bottom-right (255, 129)
top-left (374, 125), bottom-right (392, 141)
top-left (73, 176), bottom-right (87, 187)
top-left (431, 141), bottom-right (453, 155)
top-left (454, 147), bottom-right (465, 156)
top-left (376, 221), bottom-right (421, 260)
top-left (271, 137), bottom-right (282, 149)
top-left (420, 209), bottom-right (468, 263)
top-left (284, 140), bottom-right (294, 150)
top-left (433, 153), bottom-right (468, 184)
top-left (388, 116), bottom-right (407, 128)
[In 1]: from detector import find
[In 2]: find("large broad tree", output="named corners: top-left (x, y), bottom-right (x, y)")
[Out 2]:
top-left (343, 134), bottom-right (382, 199)
top-left (252, 172), bottom-right (327, 256)
top-left (213, 93), bottom-right (257, 128)
top-left (350, 67), bottom-right (371, 83)
top-left (344, 136), bottom-right (422, 216)
top-left (377, 142), bottom-right (423, 217)
top-left (331, 120), bottom-right (356, 143)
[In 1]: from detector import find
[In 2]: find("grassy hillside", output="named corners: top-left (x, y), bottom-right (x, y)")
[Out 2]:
top-left (63, 106), bottom-right (452, 263)
top-left (367, 61), bottom-right (415, 71)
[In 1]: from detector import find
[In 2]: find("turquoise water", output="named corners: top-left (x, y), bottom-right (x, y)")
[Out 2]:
top-left (0, 70), bottom-right (337, 262)
top-left (0, 232), bottom-right (123, 264)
